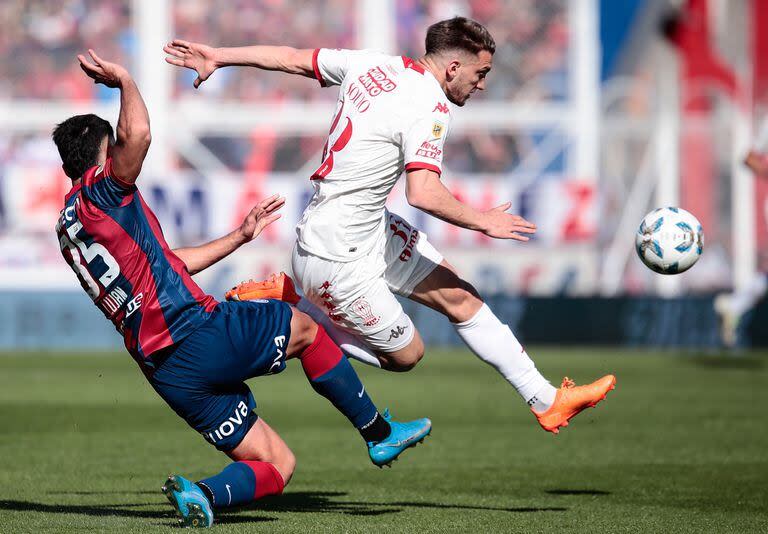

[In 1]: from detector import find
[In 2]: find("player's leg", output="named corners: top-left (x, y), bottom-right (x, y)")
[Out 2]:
top-left (192, 417), bottom-right (293, 511)
top-left (408, 258), bottom-right (558, 408)
top-left (289, 238), bottom-right (427, 371)
top-left (382, 211), bottom-right (615, 432)
top-left (408, 260), bottom-right (615, 432)
top-left (714, 271), bottom-right (768, 347)
top-left (284, 306), bottom-right (392, 442)
top-left (283, 306), bottom-right (431, 465)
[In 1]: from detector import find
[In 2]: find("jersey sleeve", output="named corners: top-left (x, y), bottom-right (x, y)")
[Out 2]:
top-left (312, 48), bottom-right (381, 87)
top-left (402, 106), bottom-right (451, 176)
top-left (80, 158), bottom-right (136, 209)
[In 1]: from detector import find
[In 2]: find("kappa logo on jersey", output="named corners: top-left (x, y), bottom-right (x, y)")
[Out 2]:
top-left (432, 102), bottom-right (449, 114)
top-left (203, 400), bottom-right (250, 445)
top-left (387, 325), bottom-right (408, 341)
top-left (351, 297), bottom-right (380, 327)
top-left (431, 121), bottom-right (444, 139)
top-left (267, 335), bottom-right (287, 374)
top-left (358, 66), bottom-right (397, 96)
top-left (416, 140), bottom-right (442, 160)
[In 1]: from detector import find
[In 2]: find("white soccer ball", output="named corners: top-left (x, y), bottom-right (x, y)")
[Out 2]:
top-left (635, 207), bottom-right (704, 274)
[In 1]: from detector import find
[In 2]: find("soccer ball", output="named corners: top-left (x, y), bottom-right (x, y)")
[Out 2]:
top-left (635, 207), bottom-right (704, 274)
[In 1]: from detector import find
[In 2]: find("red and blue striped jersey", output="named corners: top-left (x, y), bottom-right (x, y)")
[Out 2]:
top-left (55, 159), bottom-right (217, 370)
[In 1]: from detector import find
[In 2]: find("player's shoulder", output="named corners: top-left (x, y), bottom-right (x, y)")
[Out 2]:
top-left (83, 158), bottom-right (135, 189)
top-left (397, 64), bottom-right (451, 116)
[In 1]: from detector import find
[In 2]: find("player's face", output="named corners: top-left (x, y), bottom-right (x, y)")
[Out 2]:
top-left (446, 50), bottom-right (493, 107)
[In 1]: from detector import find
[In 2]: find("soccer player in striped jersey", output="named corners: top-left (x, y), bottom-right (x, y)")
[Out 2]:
top-left (54, 50), bottom-right (430, 528)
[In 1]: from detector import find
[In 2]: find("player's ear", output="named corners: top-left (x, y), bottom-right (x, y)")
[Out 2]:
top-left (446, 60), bottom-right (461, 81)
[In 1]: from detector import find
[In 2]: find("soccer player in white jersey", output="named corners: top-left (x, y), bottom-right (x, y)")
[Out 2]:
top-left (714, 116), bottom-right (768, 347)
top-left (165, 17), bottom-right (615, 434)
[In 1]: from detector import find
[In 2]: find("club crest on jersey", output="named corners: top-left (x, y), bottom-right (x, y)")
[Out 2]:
top-left (431, 121), bottom-right (444, 139)
top-left (351, 297), bottom-right (380, 327)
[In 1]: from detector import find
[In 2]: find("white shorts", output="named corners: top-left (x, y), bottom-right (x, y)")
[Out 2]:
top-left (291, 211), bottom-right (443, 353)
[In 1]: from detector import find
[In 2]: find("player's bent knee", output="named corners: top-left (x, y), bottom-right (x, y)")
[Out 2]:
top-left (377, 337), bottom-right (425, 372)
top-left (228, 418), bottom-right (296, 485)
top-left (273, 447), bottom-right (296, 486)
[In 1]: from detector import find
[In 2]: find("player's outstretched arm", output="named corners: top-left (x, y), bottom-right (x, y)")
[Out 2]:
top-left (78, 49), bottom-right (150, 184)
top-left (164, 40), bottom-right (315, 88)
top-left (173, 195), bottom-right (285, 275)
top-left (406, 168), bottom-right (536, 241)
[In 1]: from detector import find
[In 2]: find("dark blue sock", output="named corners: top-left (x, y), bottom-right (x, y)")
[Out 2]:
top-left (198, 461), bottom-right (284, 510)
top-left (311, 356), bottom-right (378, 428)
top-left (197, 462), bottom-right (255, 509)
top-left (301, 327), bottom-right (388, 440)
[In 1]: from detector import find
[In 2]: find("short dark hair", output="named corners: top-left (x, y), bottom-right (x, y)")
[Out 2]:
top-left (425, 17), bottom-right (496, 56)
top-left (52, 114), bottom-right (115, 179)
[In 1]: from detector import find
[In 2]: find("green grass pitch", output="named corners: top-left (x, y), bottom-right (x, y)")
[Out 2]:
top-left (1, 348), bottom-right (766, 532)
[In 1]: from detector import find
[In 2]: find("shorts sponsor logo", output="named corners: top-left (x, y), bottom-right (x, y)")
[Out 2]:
top-left (203, 400), bottom-right (250, 445)
top-left (319, 281), bottom-right (343, 323)
top-left (351, 297), bottom-right (380, 327)
top-left (388, 215), bottom-right (419, 262)
top-left (267, 335), bottom-right (286, 374)
top-left (415, 140), bottom-right (442, 160)
top-left (387, 324), bottom-right (408, 341)
top-left (399, 229), bottom-right (419, 262)
top-left (432, 102), bottom-right (449, 114)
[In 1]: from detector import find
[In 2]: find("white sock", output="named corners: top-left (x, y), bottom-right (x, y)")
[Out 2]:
top-left (453, 303), bottom-right (556, 411)
top-left (296, 298), bottom-right (382, 368)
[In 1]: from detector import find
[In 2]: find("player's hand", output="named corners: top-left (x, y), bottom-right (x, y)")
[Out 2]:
top-left (479, 202), bottom-right (537, 241)
top-left (744, 149), bottom-right (768, 177)
top-left (77, 49), bottom-right (130, 88)
top-left (237, 194), bottom-right (286, 243)
top-left (164, 39), bottom-right (218, 89)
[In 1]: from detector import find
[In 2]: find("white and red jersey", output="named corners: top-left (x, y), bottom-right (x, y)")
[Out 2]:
top-left (296, 48), bottom-right (453, 261)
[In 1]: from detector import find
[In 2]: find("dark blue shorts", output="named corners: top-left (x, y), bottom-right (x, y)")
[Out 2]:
top-left (149, 299), bottom-right (292, 451)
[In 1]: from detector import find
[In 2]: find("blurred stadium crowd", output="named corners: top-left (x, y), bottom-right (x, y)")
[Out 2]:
top-left (0, 0), bottom-right (568, 174)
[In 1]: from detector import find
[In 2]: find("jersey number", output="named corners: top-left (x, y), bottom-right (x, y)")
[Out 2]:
top-left (311, 101), bottom-right (353, 180)
top-left (59, 221), bottom-right (120, 299)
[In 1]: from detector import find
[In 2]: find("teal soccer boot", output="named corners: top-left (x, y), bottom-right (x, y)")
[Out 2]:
top-left (161, 474), bottom-right (214, 528)
top-left (367, 410), bottom-right (432, 467)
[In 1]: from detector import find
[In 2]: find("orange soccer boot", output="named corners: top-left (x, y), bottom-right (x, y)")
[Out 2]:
top-left (225, 272), bottom-right (301, 305)
top-left (533, 375), bottom-right (616, 434)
